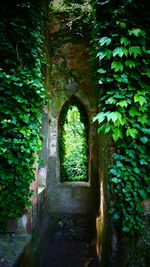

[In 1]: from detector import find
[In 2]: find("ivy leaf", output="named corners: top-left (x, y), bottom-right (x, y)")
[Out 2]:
top-left (107, 123), bottom-right (113, 133)
top-left (113, 47), bottom-right (128, 57)
top-left (137, 114), bottom-right (148, 124)
top-left (116, 100), bottom-right (128, 108)
top-left (97, 49), bottom-right (112, 60)
top-left (98, 79), bottom-right (104, 84)
top-left (106, 77), bottom-right (113, 82)
top-left (98, 124), bottom-right (107, 133)
top-left (125, 60), bottom-right (136, 68)
top-left (134, 94), bottom-right (147, 106)
top-left (104, 49), bottom-right (112, 59)
top-left (142, 67), bottom-right (150, 78)
top-left (140, 136), bottom-right (148, 144)
top-left (106, 97), bottom-right (117, 104)
top-left (138, 189), bottom-right (147, 199)
top-left (1, 148), bottom-right (7, 153)
top-left (140, 159), bottom-right (147, 165)
top-left (121, 74), bottom-right (128, 83)
top-left (128, 85), bottom-right (136, 90)
top-left (116, 161), bottom-right (123, 167)
top-left (113, 74), bottom-right (122, 82)
top-left (99, 36), bottom-right (111, 46)
top-left (126, 128), bottom-right (138, 138)
top-left (144, 50), bottom-right (150, 55)
top-left (111, 61), bottom-right (123, 72)
top-left (116, 21), bottom-right (126, 29)
top-left (97, 51), bottom-right (105, 60)
top-left (126, 182), bottom-right (132, 189)
top-left (112, 178), bottom-right (119, 183)
top-left (120, 37), bottom-right (131, 46)
top-left (97, 68), bottom-right (106, 74)
top-left (113, 213), bottom-right (120, 219)
top-left (129, 106), bottom-right (140, 117)
top-left (114, 73), bottom-right (128, 83)
top-left (112, 127), bottom-right (123, 141)
top-left (122, 227), bottom-right (130, 232)
top-left (98, 1), bottom-right (111, 5)
top-left (128, 28), bottom-right (146, 37)
top-left (107, 111), bottom-right (122, 123)
top-left (93, 112), bottom-right (105, 123)
top-left (129, 46), bottom-right (142, 58)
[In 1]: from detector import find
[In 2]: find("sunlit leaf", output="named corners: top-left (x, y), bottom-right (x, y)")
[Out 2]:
top-left (116, 21), bottom-right (126, 28)
top-left (134, 94), bottom-right (147, 106)
top-left (120, 37), bottom-right (131, 46)
top-left (126, 128), bottom-right (138, 138)
top-left (112, 127), bottom-right (123, 141)
top-left (97, 51), bottom-right (106, 60)
top-left (112, 178), bottom-right (119, 183)
top-left (125, 60), bottom-right (136, 68)
top-left (129, 46), bottom-right (142, 58)
top-left (97, 68), bottom-right (106, 74)
top-left (113, 47), bottom-right (128, 57)
top-left (93, 112), bottom-right (105, 123)
top-left (128, 28), bottom-right (146, 37)
top-left (111, 61), bottom-right (123, 72)
top-left (99, 36), bottom-right (112, 46)
top-left (116, 100), bottom-right (128, 107)
top-left (107, 111), bottom-right (122, 123)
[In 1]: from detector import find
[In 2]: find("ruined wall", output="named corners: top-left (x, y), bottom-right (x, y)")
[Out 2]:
top-left (96, 134), bottom-right (150, 267)
top-left (39, 12), bottom-right (99, 215)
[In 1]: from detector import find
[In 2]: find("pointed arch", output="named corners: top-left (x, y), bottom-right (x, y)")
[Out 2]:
top-left (58, 96), bottom-right (89, 182)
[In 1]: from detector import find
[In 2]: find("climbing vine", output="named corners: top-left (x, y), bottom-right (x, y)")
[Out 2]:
top-left (91, 0), bottom-right (150, 234)
top-left (0, 0), bottom-right (149, 235)
top-left (50, 0), bottom-right (92, 35)
top-left (0, 1), bottom-right (47, 231)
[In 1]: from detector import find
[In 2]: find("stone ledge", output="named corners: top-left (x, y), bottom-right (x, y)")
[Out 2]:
top-left (58, 181), bottom-right (91, 187)
top-left (0, 234), bottom-right (31, 267)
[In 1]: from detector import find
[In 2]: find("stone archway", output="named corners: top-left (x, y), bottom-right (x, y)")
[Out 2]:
top-left (37, 9), bottom-right (100, 266)
top-left (47, 92), bottom-right (98, 214)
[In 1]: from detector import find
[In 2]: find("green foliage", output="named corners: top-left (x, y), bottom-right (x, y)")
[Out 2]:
top-left (50, 0), bottom-right (92, 31)
top-left (91, 0), bottom-right (150, 234)
top-left (59, 98), bottom-right (88, 182)
top-left (0, 1), bottom-right (47, 231)
top-left (63, 106), bottom-right (88, 181)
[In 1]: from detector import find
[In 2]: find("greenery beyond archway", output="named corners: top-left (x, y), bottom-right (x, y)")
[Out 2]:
top-left (59, 99), bottom-right (88, 182)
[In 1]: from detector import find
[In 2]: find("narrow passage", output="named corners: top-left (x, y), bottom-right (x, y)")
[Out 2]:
top-left (38, 214), bottom-right (99, 267)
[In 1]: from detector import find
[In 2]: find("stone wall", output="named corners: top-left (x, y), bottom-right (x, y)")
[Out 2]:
top-left (40, 12), bottom-right (99, 215)
top-left (4, 6), bottom-right (150, 267)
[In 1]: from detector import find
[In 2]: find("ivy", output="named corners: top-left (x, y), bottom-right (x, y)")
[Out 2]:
top-left (91, 0), bottom-right (150, 234)
top-left (50, 0), bottom-right (92, 39)
top-left (0, 1), bottom-right (47, 232)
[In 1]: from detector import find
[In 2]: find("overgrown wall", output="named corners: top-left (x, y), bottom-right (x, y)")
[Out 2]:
top-left (40, 11), bottom-right (100, 215)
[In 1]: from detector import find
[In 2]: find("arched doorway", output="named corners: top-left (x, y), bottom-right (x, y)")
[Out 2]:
top-left (58, 96), bottom-right (89, 182)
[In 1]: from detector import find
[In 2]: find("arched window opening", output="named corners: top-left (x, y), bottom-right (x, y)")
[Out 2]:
top-left (59, 98), bottom-right (88, 182)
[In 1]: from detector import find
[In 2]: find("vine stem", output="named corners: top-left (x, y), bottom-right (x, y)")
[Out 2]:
top-left (16, 43), bottom-right (20, 61)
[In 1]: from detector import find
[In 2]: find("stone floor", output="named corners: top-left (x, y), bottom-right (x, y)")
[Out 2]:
top-left (0, 234), bottom-right (31, 267)
top-left (38, 214), bottom-right (99, 267)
